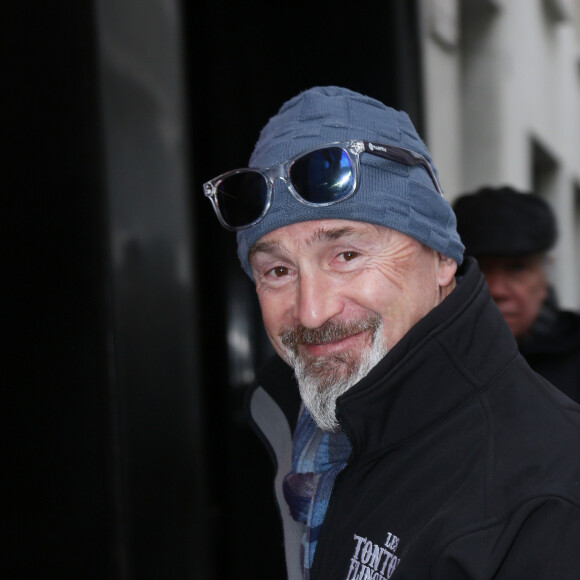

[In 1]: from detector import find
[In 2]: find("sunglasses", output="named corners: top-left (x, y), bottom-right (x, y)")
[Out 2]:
top-left (203, 139), bottom-right (443, 231)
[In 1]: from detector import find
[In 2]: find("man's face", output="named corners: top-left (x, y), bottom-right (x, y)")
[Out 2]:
top-left (249, 219), bottom-right (457, 431)
top-left (477, 255), bottom-right (548, 341)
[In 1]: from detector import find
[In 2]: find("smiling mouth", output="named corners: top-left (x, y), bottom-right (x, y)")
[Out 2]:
top-left (307, 330), bottom-right (363, 345)
top-left (302, 331), bottom-right (370, 356)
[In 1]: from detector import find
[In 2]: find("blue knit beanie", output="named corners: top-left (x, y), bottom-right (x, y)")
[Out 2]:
top-left (236, 86), bottom-right (464, 277)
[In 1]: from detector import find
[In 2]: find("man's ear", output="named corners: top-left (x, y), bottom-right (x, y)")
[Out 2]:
top-left (437, 253), bottom-right (458, 288)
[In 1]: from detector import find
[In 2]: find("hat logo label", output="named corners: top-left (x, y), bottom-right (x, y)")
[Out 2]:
top-left (368, 142), bottom-right (387, 153)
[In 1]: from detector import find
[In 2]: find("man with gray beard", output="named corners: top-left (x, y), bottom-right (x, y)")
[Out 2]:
top-left (280, 312), bottom-right (385, 432)
top-left (203, 87), bottom-right (580, 580)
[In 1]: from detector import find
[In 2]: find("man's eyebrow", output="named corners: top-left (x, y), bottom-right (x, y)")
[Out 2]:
top-left (249, 240), bottom-right (282, 258)
top-left (308, 226), bottom-right (360, 245)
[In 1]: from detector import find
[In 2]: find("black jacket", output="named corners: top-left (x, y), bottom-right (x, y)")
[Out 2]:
top-left (519, 291), bottom-right (580, 404)
top-left (249, 258), bottom-right (580, 579)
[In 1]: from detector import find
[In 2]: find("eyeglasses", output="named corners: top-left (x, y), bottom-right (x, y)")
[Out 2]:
top-left (203, 139), bottom-right (443, 231)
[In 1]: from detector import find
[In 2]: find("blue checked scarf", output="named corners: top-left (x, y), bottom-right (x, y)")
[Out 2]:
top-left (282, 406), bottom-right (351, 578)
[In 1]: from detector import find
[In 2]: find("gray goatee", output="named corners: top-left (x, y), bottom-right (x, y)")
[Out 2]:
top-left (280, 313), bottom-right (387, 432)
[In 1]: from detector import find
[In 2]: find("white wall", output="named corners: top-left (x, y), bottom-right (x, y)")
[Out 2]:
top-left (420, 0), bottom-right (580, 309)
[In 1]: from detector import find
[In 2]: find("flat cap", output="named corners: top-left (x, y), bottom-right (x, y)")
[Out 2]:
top-left (453, 186), bottom-right (557, 257)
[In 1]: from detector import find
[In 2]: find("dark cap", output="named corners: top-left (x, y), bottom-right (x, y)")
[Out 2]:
top-left (453, 186), bottom-right (557, 257)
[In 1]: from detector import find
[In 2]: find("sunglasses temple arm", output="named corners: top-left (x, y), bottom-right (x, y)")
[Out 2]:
top-left (362, 142), bottom-right (444, 197)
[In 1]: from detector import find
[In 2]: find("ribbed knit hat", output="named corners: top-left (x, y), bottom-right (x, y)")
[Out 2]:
top-left (453, 186), bottom-right (557, 257)
top-left (236, 86), bottom-right (464, 277)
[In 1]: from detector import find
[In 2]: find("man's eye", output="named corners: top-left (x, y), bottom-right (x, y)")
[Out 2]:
top-left (268, 266), bottom-right (289, 277)
top-left (340, 251), bottom-right (359, 262)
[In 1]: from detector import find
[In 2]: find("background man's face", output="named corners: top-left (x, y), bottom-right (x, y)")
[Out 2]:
top-left (249, 219), bottom-right (457, 430)
top-left (477, 255), bottom-right (548, 341)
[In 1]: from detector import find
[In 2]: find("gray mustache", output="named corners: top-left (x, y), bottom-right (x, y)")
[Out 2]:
top-left (280, 312), bottom-right (382, 349)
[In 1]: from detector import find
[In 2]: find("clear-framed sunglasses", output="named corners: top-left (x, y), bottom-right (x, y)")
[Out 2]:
top-left (203, 139), bottom-right (443, 231)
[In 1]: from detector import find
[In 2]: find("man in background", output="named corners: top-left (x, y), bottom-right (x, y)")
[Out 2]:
top-left (453, 185), bottom-right (580, 403)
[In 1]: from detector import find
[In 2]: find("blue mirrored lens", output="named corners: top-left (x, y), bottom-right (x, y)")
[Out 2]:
top-left (216, 171), bottom-right (268, 228)
top-left (290, 147), bottom-right (355, 203)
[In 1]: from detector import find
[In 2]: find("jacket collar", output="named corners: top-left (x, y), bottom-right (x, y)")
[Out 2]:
top-left (335, 257), bottom-right (519, 457)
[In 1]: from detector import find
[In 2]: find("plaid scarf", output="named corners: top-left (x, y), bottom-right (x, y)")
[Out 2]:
top-left (282, 406), bottom-right (351, 578)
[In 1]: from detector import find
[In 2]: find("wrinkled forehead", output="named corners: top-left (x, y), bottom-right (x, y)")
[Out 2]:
top-left (251, 218), bottom-right (386, 248)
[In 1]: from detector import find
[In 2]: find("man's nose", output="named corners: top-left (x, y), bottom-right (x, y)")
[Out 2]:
top-left (294, 270), bottom-right (344, 329)
top-left (483, 269), bottom-right (511, 299)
